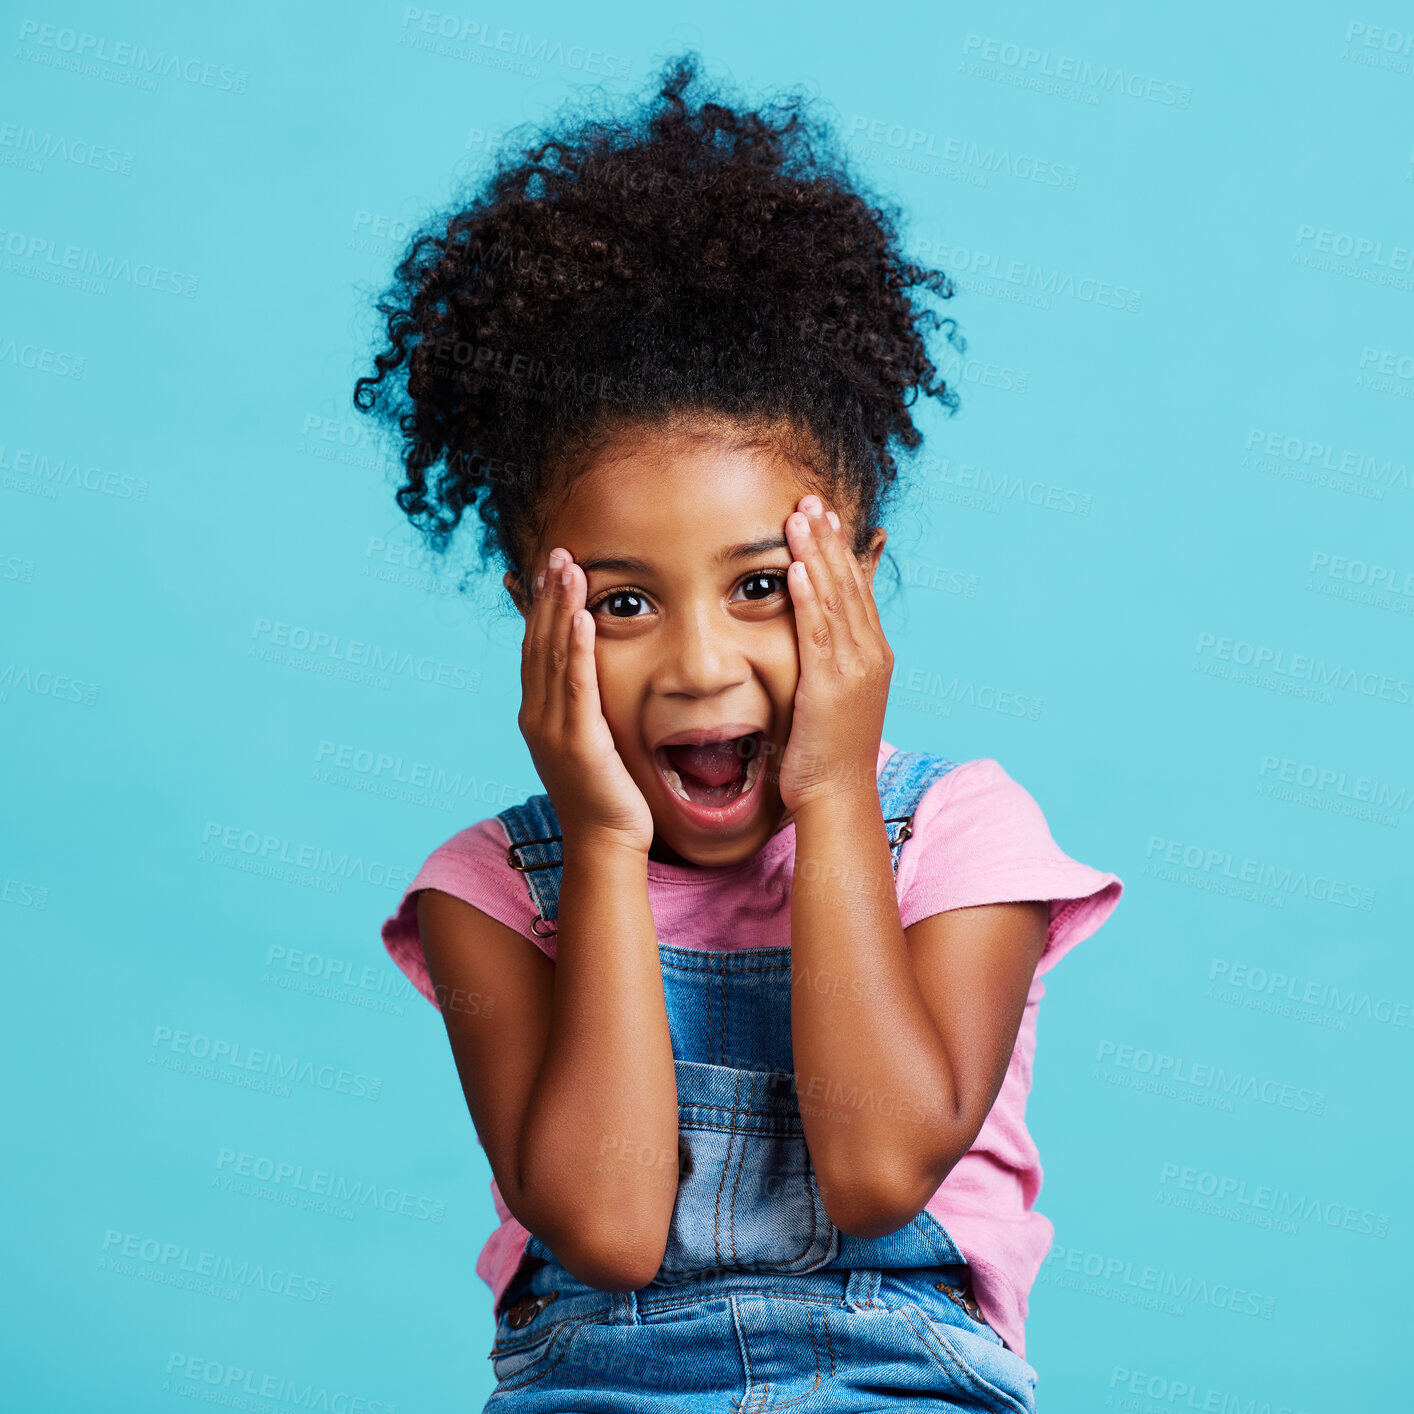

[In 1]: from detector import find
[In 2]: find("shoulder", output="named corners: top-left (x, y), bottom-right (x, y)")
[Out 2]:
top-left (380, 812), bottom-right (547, 1010)
top-left (893, 753), bottom-right (1124, 975)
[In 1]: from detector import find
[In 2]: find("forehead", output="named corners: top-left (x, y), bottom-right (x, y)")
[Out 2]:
top-left (542, 430), bottom-right (821, 557)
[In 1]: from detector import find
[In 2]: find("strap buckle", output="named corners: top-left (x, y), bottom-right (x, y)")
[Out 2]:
top-left (506, 836), bottom-right (562, 938)
top-left (883, 815), bottom-right (914, 844)
top-left (506, 835), bottom-right (564, 872)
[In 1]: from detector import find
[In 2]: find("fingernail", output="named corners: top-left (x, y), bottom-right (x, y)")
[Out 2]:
top-left (548, 549), bottom-right (566, 568)
top-left (560, 565), bottom-right (573, 585)
top-left (803, 496), bottom-right (823, 516)
top-left (793, 512), bottom-right (811, 534)
top-left (826, 510), bottom-right (840, 530)
top-left (534, 572), bottom-right (545, 593)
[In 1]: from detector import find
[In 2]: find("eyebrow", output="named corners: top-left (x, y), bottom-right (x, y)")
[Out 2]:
top-left (578, 536), bottom-right (789, 576)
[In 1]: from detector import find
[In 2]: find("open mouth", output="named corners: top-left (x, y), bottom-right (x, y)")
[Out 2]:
top-left (653, 731), bottom-right (765, 815)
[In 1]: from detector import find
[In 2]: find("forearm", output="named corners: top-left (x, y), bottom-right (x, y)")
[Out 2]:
top-left (790, 789), bottom-right (960, 1234)
top-left (518, 841), bottom-right (679, 1282)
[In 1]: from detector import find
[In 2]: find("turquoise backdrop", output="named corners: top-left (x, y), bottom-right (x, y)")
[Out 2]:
top-left (3, 2), bottom-right (1410, 1409)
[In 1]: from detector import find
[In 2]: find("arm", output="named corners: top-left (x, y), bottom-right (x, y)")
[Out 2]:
top-left (776, 491), bottom-right (1048, 1236)
top-left (789, 790), bottom-right (1048, 1236)
top-left (416, 545), bottom-right (680, 1291)
top-left (417, 837), bottom-right (678, 1291)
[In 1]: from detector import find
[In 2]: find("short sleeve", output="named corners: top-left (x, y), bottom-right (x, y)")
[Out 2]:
top-left (894, 757), bottom-right (1123, 976)
top-left (380, 818), bottom-right (550, 1011)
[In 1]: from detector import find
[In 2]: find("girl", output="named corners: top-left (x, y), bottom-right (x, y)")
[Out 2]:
top-left (358, 55), bottom-right (1122, 1412)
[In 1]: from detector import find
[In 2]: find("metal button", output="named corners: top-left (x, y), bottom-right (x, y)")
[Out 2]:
top-left (934, 1281), bottom-right (983, 1321)
top-left (505, 1290), bottom-right (558, 1329)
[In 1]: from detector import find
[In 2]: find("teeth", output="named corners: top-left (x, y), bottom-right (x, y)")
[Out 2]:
top-left (661, 754), bottom-right (760, 807)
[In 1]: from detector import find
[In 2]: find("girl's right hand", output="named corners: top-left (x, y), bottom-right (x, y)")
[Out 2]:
top-left (517, 547), bottom-right (655, 858)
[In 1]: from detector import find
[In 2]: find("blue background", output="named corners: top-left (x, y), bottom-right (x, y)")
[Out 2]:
top-left (3, 2), bottom-right (1410, 1409)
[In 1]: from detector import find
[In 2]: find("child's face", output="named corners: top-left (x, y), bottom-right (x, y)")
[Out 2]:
top-left (511, 425), bottom-right (886, 868)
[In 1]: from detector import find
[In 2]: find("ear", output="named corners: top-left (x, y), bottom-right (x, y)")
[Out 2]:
top-left (503, 569), bottom-right (532, 618)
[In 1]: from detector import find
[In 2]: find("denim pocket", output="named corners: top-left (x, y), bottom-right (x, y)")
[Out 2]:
top-left (892, 1303), bottom-right (1037, 1414)
top-left (489, 1313), bottom-right (586, 1390)
top-left (657, 1061), bottom-right (840, 1280)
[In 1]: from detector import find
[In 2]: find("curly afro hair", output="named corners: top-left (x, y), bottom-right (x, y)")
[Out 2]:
top-left (353, 52), bottom-right (960, 591)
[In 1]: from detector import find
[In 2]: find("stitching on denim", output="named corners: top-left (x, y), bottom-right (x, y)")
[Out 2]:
top-left (641, 1289), bottom-right (847, 1317)
top-left (718, 947), bottom-right (728, 1064)
top-left (712, 1066), bottom-right (744, 1267)
top-left (727, 1070), bottom-right (754, 1264)
top-left (677, 1090), bottom-right (795, 1111)
top-left (704, 944), bottom-right (716, 1065)
top-left (489, 1305), bottom-right (603, 1352)
top-left (730, 1294), bottom-right (755, 1413)
top-left (490, 1314), bottom-right (596, 1391)
top-left (907, 1212), bottom-right (960, 1263)
top-left (754, 1304), bottom-right (826, 1410)
top-left (896, 1305), bottom-right (1026, 1414)
top-left (678, 1119), bottom-right (803, 1137)
top-left (660, 949), bottom-right (794, 973)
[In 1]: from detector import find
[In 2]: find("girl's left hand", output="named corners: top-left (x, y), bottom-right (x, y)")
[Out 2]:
top-left (778, 494), bottom-right (893, 815)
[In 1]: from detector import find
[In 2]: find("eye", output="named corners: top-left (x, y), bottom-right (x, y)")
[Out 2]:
top-left (731, 570), bottom-right (788, 603)
top-left (588, 588), bottom-right (655, 620)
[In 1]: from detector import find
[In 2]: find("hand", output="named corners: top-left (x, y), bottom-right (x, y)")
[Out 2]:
top-left (778, 495), bottom-right (893, 814)
top-left (517, 548), bottom-right (655, 857)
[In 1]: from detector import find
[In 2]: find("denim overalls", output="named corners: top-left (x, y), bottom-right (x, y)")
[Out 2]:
top-left (483, 750), bottom-right (1040, 1412)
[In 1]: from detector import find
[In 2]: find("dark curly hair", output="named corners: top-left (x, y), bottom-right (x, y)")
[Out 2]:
top-left (353, 52), bottom-right (961, 592)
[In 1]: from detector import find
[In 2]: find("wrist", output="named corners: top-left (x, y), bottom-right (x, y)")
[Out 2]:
top-left (790, 780), bottom-right (884, 834)
top-left (559, 829), bottom-right (652, 872)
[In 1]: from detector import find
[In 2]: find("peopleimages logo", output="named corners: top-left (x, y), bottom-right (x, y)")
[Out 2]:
top-left (1259, 753), bottom-right (1412, 815)
top-left (1243, 428), bottom-right (1410, 494)
top-left (1157, 1162), bottom-right (1390, 1238)
top-left (249, 617), bottom-right (481, 693)
top-left (163, 1354), bottom-right (395, 1412)
top-left (1094, 1040), bottom-right (1326, 1115)
top-left (99, 1230), bottom-right (330, 1303)
top-left (15, 19), bottom-right (250, 92)
top-left (1042, 1242), bottom-right (1275, 1319)
top-left (960, 35), bottom-right (1192, 108)
top-left (215, 1148), bottom-right (446, 1223)
top-left (1193, 632), bottom-right (1413, 709)
top-left (848, 115), bottom-right (1079, 190)
top-left (149, 1024), bottom-right (383, 1102)
top-left (200, 821), bottom-right (416, 892)
top-left (1144, 835), bottom-right (1375, 910)
top-left (1209, 959), bottom-right (1414, 1033)
top-left (1109, 1366), bottom-right (1307, 1414)
top-left (0, 226), bottom-right (198, 296)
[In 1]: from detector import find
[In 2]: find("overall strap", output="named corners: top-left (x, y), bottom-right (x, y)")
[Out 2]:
top-left (877, 748), bottom-right (961, 873)
top-left (496, 795), bottom-right (565, 938)
top-left (496, 746), bottom-right (961, 936)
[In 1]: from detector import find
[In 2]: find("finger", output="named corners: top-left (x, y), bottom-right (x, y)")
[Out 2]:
top-left (563, 604), bottom-right (604, 732)
top-left (785, 508), bottom-right (838, 662)
top-left (788, 503), bottom-right (861, 677)
top-left (520, 552), bottom-right (555, 719)
top-left (827, 509), bottom-right (884, 635)
top-left (787, 556), bottom-right (834, 670)
top-left (807, 500), bottom-right (875, 646)
top-left (541, 558), bottom-right (582, 730)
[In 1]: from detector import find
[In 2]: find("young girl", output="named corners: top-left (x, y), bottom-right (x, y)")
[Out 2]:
top-left (358, 55), bottom-right (1122, 1412)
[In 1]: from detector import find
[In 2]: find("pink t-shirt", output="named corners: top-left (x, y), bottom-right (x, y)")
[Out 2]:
top-left (380, 740), bottom-right (1122, 1358)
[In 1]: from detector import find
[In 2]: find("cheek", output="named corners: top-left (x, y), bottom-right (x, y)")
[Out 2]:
top-left (758, 624), bottom-right (801, 710)
top-left (588, 643), bottom-right (644, 741)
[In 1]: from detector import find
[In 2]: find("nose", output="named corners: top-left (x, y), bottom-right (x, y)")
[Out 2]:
top-left (652, 603), bottom-right (750, 698)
